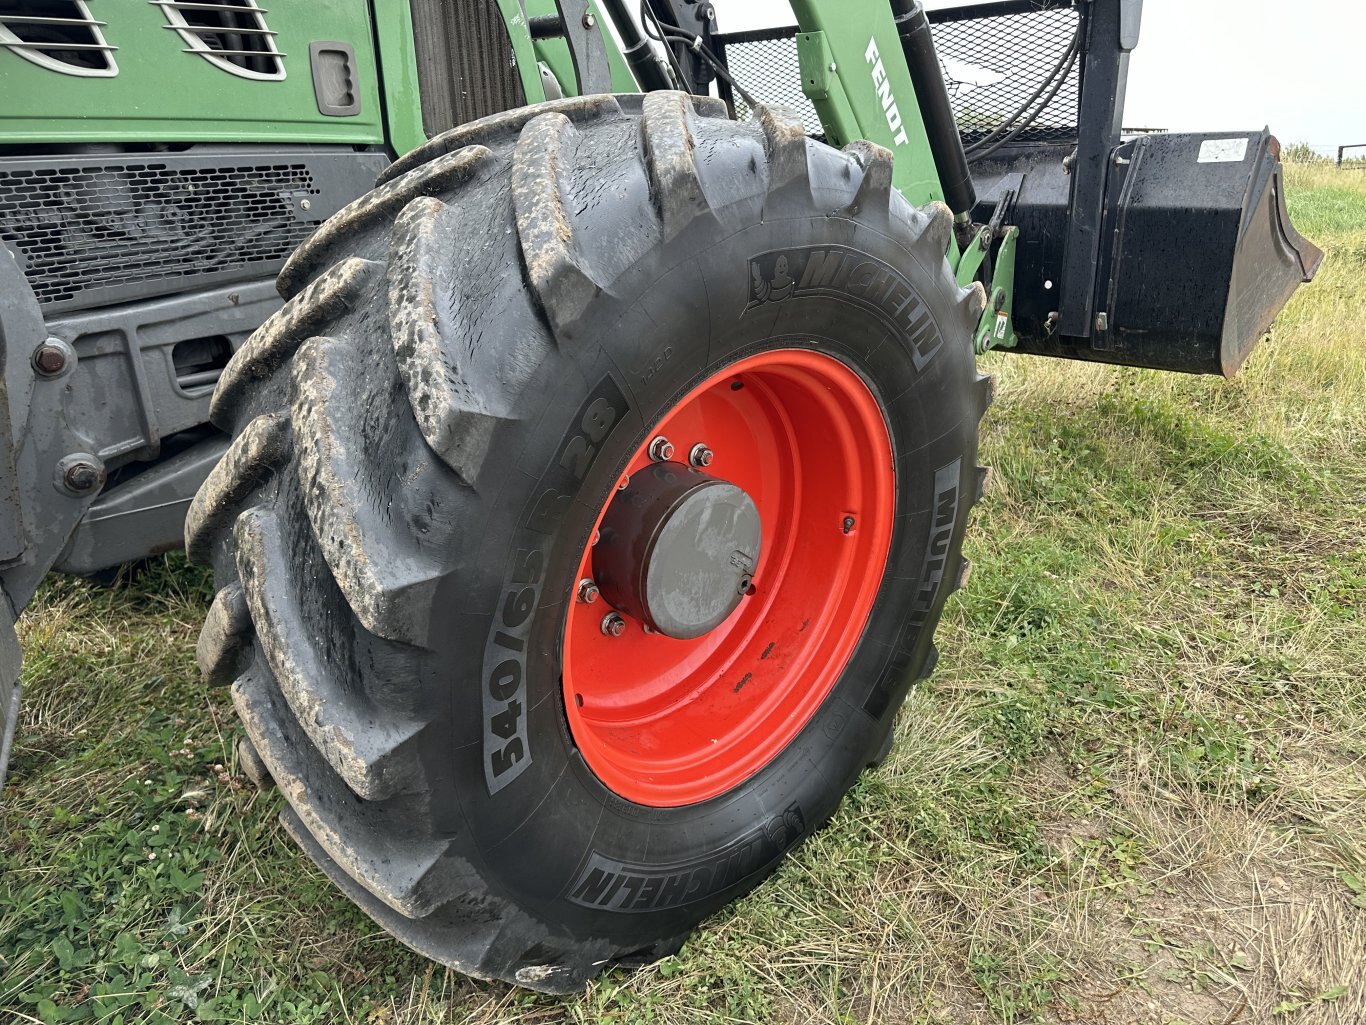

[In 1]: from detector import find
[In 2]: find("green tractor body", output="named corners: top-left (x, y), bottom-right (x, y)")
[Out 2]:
top-left (0, 0), bottom-right (1322, 992)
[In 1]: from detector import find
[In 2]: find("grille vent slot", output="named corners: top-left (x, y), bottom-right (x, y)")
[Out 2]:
top-left (151, 0), bottom-right (284, 80)
top-left (172, 335), bottom-right (234, 393)
top-left (0, 0), bottom-right (117, 77)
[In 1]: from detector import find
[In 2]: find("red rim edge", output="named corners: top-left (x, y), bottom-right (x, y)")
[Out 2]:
top-left (561, 349), bottom-right (896, 807)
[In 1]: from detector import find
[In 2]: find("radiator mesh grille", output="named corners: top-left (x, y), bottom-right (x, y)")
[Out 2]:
top-left (0, 159), bottom-right (319, 310)
top-left (409, 0), bottom-right (526, 137)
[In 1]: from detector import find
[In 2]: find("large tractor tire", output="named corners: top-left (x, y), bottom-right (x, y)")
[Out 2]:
top-left (187, 93), bottom-right (990, 993)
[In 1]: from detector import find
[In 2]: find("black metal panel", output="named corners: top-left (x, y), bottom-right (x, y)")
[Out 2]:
top-left (0, 146), bottom-right (386, 314)
top-left (971, 132), bottom-right (1323, 376)
top-left (967, 143), bottom-right (1073, 345)
top-left (1056, 0), bottom-right (1128, 338)
top-left (409, 0), bottom-right (526, 138)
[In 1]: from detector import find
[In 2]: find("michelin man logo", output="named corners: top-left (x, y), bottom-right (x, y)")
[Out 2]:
top-left (751, 254), bottom-right (795, 305)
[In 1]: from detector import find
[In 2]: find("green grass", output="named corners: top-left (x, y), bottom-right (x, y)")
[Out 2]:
top-left (3, 165), bottom-right (1364, 1025)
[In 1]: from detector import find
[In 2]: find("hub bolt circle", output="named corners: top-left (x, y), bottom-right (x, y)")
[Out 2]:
top-left (577, 579), bottom-right (600, 604)
top-left (648, 436), bottom-right (675, 462)
top-left (601, 612), bottom-right (627, 637)
top-left (689, 443), bottom-right (714, 469)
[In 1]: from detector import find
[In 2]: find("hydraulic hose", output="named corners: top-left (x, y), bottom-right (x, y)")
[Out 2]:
top-left (889, 0), bottom-right (977, 216)
top-left (600, 0), bottom-right (673, 90)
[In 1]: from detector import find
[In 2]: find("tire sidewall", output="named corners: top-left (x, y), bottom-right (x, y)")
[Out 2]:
top-left (425, 202), bottom-right (978, 944)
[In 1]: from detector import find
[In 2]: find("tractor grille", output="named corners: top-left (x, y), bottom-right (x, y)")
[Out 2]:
top-left (0, 0), bottom-right (117, 77)
top-left (0, 153), bottom-right (319, 312)
top-left (714, 1), bottom-right (1083, 149)
top-left (409, 0), bottom-right (526, 138)
top-left (152, 0), bottom-right (285, 80)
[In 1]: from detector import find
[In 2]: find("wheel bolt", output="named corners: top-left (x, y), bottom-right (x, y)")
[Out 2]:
top-left (64, 461), bottom-right (102, 494)
top-left (618, 474), bottom-right (630, 491)
top-left (577, 579), bottom-right (600, 604)
top-left (32, 341), bottom-right (68, 377)
top-left (738, 575), bottom-right (753, 595)
top-left (649, 436), bottom-right (674, 462)
top-left (601, 612), bottom-right (627, 637)
top-left (689, 443), bottom-right (714, 469)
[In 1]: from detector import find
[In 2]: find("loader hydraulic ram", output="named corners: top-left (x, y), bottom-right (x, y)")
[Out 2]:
top-left (0, 0), bottom-right (1319, 993)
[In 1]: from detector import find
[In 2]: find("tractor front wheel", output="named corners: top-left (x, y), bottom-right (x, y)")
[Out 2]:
top-left (188, 92), bottom-right (990, 992)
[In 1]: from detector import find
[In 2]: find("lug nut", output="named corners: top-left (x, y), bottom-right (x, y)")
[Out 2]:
top-left (33, 341), bottom-right (68, 377)
top-left (601, 612), bottom-right (627, 637)
top-left (577, 579), bottom-right (600, 604)
top-left (689, 443), bottom-right (714, 469)
top-left (63, 460), bottom-right (102, 494)
top-left (649, 436), bottom-right (675, 462)
top-left (618, 474), bottom-right (630, 491)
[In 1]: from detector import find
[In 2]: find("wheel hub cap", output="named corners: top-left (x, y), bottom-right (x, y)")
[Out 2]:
top-left (593, 463), bottom-right (761, 640)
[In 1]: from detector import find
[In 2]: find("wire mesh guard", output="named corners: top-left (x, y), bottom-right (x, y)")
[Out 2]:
top-left (715, 3), bottom-right (1082, 149)
top-left (0, 160), bottom-right (320, 311)
top-left (933, 4), bottom-right (1080, 146)
top-left (717, 32), bottom-right (825, 137)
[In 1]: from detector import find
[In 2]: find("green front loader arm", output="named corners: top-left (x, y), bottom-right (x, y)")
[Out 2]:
top-left (788, 0), bottom-right (946, 211)
top-left (789, 0), bottom-right (999, 335)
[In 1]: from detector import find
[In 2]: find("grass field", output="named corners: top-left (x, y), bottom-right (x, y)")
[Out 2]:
top-left (2, 163), bottom-right (1363, 1025)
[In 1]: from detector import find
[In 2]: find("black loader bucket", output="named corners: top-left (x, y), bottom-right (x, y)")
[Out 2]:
top-left (973, 130), bottom-right (1324, 376)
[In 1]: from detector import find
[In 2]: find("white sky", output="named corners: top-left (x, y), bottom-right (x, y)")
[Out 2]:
top-left (704, 0), bottom-right (1365, 154)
